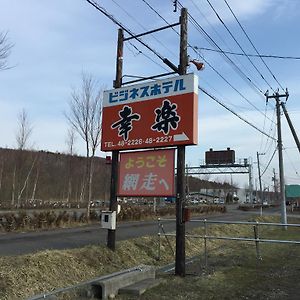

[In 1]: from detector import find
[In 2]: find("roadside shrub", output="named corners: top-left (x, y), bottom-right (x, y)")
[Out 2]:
top-left (0, 204), bottom-right (226, 232)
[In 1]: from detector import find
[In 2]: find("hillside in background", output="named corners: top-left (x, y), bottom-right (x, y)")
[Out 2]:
top-left (0, 147), bottom-right (234, 209)
top-left (0, 148), bottom-right (110, 208)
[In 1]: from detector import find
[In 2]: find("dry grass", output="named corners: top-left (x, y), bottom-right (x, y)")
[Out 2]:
top-left (1, 215), bottom-right (295, 300)
top-left (0, 205), bottom-right (226, 233)
top-left (119, 216), bottom-right (300, 300)
top-left (0, 236), bottom-right (172, 300)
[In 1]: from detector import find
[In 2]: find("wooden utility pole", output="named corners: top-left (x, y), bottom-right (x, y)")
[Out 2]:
top-left (281, 102), bottom-right (300, 154)
top-left (248, 162), bottom-right (253, 203)
top-left (256, 152), bottom-right (264, 203)
top-left (276, 97), bottom-right (287, 226)
top-left (272, 168), bottom-right (279, 203)
top-left (175, 7), bottom-right (188, 277)
top-left (266, 92), bottom-right (288, 226)
top-left (107, 28), bottom-right (123, 250)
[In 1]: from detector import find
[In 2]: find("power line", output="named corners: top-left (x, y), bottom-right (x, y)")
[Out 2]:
top-left (199, 87), bottom-right (276, 141)
top-left (262, 109), bottom-right (277, 155)
top-left (199, 76), bottom-right (251, 111)
top-left (261, 148), bottom-right (277, 177)
top-left (85, 0), bottom-right (164, 60)
top-left (140, 0), bottom-right (275, 123)
top-left (260, 106), bottom-right (277, 154)
top-left (195, 46), bottom-right (300, 60)
top-left (223, 0), bottom-right (285, 92)
top-left (127, 41), bottom-right (170, 71)
top-left (284, 148), bottom-right (300, 178)
top-left (195, 51), bottom-right (276, 123)
top-left (111, 0), bottom-right (177, 59)
top-left (189, 0), bottom-right (265, 93)
top-left (206, 0), bottom-right (275, 93)
top-left (177, 1), bottom-right (265, 96)
top-left (86, 0), bottom-right (276, 141)
top-left (259, 103), bottom-right (269, 153)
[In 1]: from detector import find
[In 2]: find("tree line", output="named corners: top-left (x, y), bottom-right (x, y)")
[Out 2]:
top-left (0, 147), bottom-right (111, 209)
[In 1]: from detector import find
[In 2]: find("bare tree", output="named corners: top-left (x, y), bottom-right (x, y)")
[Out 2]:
top-left (11, 165), bottom-right (16, 207)
top-left (65, 128), bottom-right (76, 203)
top-left (0, 31), bottom-right (13, 70)
top-left (66, 73), bottom-right (103, 217)
top-left (66, 127), bottom-right (76, 156)
top-left (17, 156), bottom-right (37, 207)
top-left (16, 109), bottom-right (33, 150)
top-left (30, 152), bottom-right (41, 203)
top-left (12, 109), bottom-right (33, 207)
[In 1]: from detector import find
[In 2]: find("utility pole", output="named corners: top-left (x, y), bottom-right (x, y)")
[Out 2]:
top-left (281, 102), bottom-right (300, 154)
top-left (248, 161), bottom-right (253, 203)
top-left (266, 91), bottom-right (288, 226)
top-left (272, 168), bottom-right (278, 204)
top-left (256, 152), bottom-right (265, 203)
top-left (107, 28), bottom-right (123, 250)
top-left (175, 7), bottom-right (188, 277)
top-left (257, 152), bottom-right (264, 216)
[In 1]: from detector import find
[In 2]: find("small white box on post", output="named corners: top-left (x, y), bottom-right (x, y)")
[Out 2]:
top-left (101, 211), bottom-right (116, 230)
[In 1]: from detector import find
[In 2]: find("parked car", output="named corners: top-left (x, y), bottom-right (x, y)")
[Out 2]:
top-left (190, 199), bottom-right (199, 204)
top-left (213, 198), bottom-right (220, 204)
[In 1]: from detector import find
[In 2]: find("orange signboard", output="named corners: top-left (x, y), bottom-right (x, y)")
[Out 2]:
top-left (118, 149), bottom-right (175, 197)
top-left (101, 74), bottom-right (198, 151)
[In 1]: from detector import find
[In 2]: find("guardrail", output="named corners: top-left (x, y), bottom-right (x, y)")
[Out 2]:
top-left (27, 265), bottom-right (153, 300)
top-left (157, 218), bottom-right (300, 267)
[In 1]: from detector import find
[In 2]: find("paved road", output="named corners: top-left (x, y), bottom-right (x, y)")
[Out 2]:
top-left (0, 205), bottom-right (291, 256)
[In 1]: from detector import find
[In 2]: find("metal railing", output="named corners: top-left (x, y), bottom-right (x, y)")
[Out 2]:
top-left (157, 218), bottom-right (300, 267)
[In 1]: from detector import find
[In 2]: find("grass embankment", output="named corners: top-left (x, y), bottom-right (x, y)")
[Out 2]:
top-left (122, 216), bottom-right (300, 300)
top-left (0, 216), bottom-right (299, 299)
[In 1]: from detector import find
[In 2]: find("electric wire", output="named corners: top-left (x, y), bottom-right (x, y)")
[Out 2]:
top-left (284, 148), bottom-right (300, 178)
top-left (189, 0), bottom-right (236, 53)
top-left (141, 0), bottom-right (275, 124)
top-left (199, 76), bottom-right (251, 111)
top-left (177, 1), bottom-right (265, 97)
top-left (223, 0), bottom-right (285, 92)
top-left (85, 0), bottom-right (171, 73)
top-left (85, 0), bottom-right (165, 60)
top-left (206, 0), bottom-right (275, 93)
top-left (262, 109), bottom-right (277, 155)
top-left (259, 103), bottom-right (269, 153)
top-left (260, 106), bottom-right (277, 154)
top-left (194, 49), bottom-right (275, 123)
top-left (261, 148), bottom-right (277, 177)
top-left (189, 0), bottom-right (265, 93)
top-left (125, 42), bottom-right (142, 57)
top-left (141, 0), bottom-right (179, 36)
top-left (86, 0), bottom-right (276, 141)
top-left (111, 0), bottom-right (177, 59)
top-left (127, 41), bottom-right (169, 71)
top-left (199, 86), bottom-right (276, 141)
top-left (196, 47), bottom-right (300, 60)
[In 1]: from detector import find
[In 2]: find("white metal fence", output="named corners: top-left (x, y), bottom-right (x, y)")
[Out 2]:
top-left (157, 218), bottom-right (300, 266)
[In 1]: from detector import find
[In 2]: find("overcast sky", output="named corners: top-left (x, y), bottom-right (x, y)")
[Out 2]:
top-left (0, 0), bottom-right (300, 188)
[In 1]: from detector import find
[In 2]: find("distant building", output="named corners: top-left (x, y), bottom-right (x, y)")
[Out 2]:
top-left (286, 185), bottom-right (300, 207)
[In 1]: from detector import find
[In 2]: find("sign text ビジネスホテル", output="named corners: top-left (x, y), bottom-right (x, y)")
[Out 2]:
top-left (101, 73), bottom-right (198, 151)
